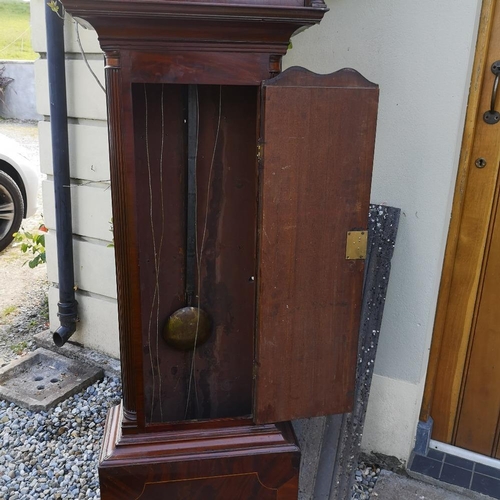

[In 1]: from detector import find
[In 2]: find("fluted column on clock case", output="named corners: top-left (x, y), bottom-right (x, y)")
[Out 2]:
top-left (104, 51), bottom-right (140, 431)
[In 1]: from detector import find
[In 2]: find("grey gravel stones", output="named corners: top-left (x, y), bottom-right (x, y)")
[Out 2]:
top-left (0, 376), bottom-right (121, 499)
top-left (0, 373), bottom-right (379, 499)
top-left (352, 460), bottom-right (381, 499)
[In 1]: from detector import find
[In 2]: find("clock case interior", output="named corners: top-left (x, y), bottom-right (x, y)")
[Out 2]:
top-left (133, 82), bottom-right (258, 425)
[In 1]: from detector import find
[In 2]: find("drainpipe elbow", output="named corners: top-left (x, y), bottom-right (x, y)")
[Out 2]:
top-left (53, 300), bottom-right (78, 347)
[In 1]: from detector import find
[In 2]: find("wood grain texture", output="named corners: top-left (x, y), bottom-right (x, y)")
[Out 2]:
top-left (105, 61), bottom-right (141, 430)
top-left (64, 0), bottom-right (328, 436)
top-left (496, 429), bottom-right (500, 460)
top-left (421, 0), bottom-right (500, 443)
top-left (61, 0), bottom-right (327, 25)
top-left (99, 404), bottom-right (300, 499)
top-left (420, 0), bottom-right (495, 426)
top-left (454, 184), bottom-right (500, 456)
top-left (62, 0), bottom-right (328, 66)
top-left (62, 1), bottom-right (338, 497)
top-left (255, 67), bottom-right (379, 423)
top-left (129, 51), bottom-right (272, 86)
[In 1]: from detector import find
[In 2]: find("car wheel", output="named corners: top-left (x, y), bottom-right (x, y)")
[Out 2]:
top-left (0, 170), bottom-right (24, 252)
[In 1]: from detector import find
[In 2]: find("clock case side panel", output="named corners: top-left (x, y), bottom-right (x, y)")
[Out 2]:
top-left (254, 67), bottom-right (379, 424)
top-left (105, 54), bottom-right (146, 431)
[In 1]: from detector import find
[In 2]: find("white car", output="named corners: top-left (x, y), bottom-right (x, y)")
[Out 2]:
top-left (0, 133), bottom-right (39, 252)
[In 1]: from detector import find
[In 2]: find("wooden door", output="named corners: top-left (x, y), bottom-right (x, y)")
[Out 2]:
top-left (454, 195), bottom-right (500, 456)
top-left (421, 0), bottom-right (500, 457)
top-left (254, 67), bottom-right (379, 424)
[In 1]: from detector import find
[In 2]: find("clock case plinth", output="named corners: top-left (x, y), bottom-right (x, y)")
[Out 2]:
top-left (61, 0), bottom-right (379, 498)
top-left (99, 403), bottom-right (300, 499)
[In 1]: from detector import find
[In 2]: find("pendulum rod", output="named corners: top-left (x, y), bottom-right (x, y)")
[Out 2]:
top-left (160, 85), bottom-right (211, 418)
top-left (184, 85), bottom-right (201, 419)
top-left (186, 84), bottom-right (201, 418)
top-left (186, 85), bottom-right (198, 307)
top-left (162, 84), bottom-right (222, 421)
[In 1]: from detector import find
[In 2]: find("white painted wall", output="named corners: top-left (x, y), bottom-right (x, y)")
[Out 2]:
top-left (31, 0), bottom-right (118, 358)
top-left (285, 0), bottom-right (482, 459)
top-left (34, 0), bottom-right (483, 460)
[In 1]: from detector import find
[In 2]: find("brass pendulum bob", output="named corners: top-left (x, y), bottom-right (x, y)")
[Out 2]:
top-left (163, 85), bottom-right (212, 351)
top-left (163, 306), bottom-right (211, 351)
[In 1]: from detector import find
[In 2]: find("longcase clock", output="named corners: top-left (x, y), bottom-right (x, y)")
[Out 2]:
top-left (61, 0), bottom-right (379, 498)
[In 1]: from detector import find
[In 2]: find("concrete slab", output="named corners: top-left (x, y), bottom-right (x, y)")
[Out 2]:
top-left (34, 329), bottom-right (120, 377)
top-left (0, 348), bottom-right (103, 411)
top-left (373, 470), bottom-right (493, 500)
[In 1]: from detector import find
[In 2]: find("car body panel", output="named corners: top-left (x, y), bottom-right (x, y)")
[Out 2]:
top-left (0, 133), bottom-right (39, 218)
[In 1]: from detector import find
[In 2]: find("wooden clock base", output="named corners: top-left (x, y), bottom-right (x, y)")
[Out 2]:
top-left (99, 404), bottom-right (300, 500)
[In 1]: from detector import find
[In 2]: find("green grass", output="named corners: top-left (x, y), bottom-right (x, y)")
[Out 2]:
top-left (10, 340), bottom-right (27, 355)
top-left (1, 304), bottom-right (17, 318)
top-left (0, 0), bottom-right (37, 61)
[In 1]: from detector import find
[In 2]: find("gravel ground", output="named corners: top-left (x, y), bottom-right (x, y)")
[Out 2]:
top-left (0, 119), bottom-right (381, 499)
top-left (0, 120), bottom-right (124, 499)
top-left (0, 119), bottom-right (47, 367)
top-left (353, 458), bottom-right (381, 499)
top-left (0, 289), bottom-right (48, 369)
top-left (0, 377), bottom-right (121, 499)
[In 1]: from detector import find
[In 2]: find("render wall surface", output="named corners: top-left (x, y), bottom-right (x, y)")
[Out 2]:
top-left (285, 0), bottom-right (482, 459)
top-left (0, 60), bottom-right (42, 121)
top-left (34, 0), bottom-right (483, 460)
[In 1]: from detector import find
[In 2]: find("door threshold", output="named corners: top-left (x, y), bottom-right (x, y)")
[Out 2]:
top-left (408, 439), bottom-right (500, 498)
top-left (430, 440), bottom-right (500, 471)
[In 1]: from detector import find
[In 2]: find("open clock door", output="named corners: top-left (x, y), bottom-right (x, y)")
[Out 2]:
top-left (254, 67), bottom-right (379, 424)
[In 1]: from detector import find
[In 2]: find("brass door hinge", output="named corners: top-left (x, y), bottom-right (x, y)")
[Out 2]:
top-left (346, 230), bottom-right (368, 260)
top-left (257, 139), bottom-right (264, 163)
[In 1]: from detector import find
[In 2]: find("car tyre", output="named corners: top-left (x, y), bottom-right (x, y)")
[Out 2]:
top-left (0, 170), bottom-right (24, 252)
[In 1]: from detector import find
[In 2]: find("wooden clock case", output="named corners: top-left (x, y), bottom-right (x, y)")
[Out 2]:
top-left (61, 0), bottom-right (379, 497)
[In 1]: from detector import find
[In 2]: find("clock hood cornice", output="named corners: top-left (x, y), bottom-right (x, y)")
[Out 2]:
top-left (62, 0), bottom-right (328, 53)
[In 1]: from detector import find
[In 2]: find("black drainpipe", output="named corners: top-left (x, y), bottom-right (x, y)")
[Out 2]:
top-left (45, 3), bottom-right (78, 347)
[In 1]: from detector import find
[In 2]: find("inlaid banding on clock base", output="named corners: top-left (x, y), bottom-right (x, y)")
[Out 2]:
top-left (99, 403), bottom-right (300, 500)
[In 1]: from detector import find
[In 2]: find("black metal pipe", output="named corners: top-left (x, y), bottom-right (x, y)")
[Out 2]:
top-left (45, 3), bottom-right (78, 347)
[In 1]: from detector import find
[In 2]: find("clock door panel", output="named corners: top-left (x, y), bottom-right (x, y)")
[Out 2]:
top-left (254, 67), bottom-right (379, 424)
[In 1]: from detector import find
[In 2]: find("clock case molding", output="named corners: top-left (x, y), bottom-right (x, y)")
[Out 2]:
top-left (61, 0), bottom-right (379, 497)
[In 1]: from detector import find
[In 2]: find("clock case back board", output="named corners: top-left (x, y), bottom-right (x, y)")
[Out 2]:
top-left (60, 0), bottom-right (379, 497)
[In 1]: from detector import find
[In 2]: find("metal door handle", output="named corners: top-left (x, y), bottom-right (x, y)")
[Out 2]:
top-left (484, 61), bottom-right (500, 124)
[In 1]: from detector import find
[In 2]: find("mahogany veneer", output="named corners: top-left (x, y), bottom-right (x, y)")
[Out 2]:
top-left (60, 0), bottom-right (379, 497)
top-left (99, 403), bottom-right (300, 499)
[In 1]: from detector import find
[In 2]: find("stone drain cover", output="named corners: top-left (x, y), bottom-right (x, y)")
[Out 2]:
top-left (0, 348), bottom-right (103, 411)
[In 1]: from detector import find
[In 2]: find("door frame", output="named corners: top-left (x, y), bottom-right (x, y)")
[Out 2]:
top-left (421, 0), bottom-right (500, 444)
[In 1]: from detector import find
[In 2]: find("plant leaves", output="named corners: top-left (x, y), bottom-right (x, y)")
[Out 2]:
top-left (47, 0), bottom-right (59, 13)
